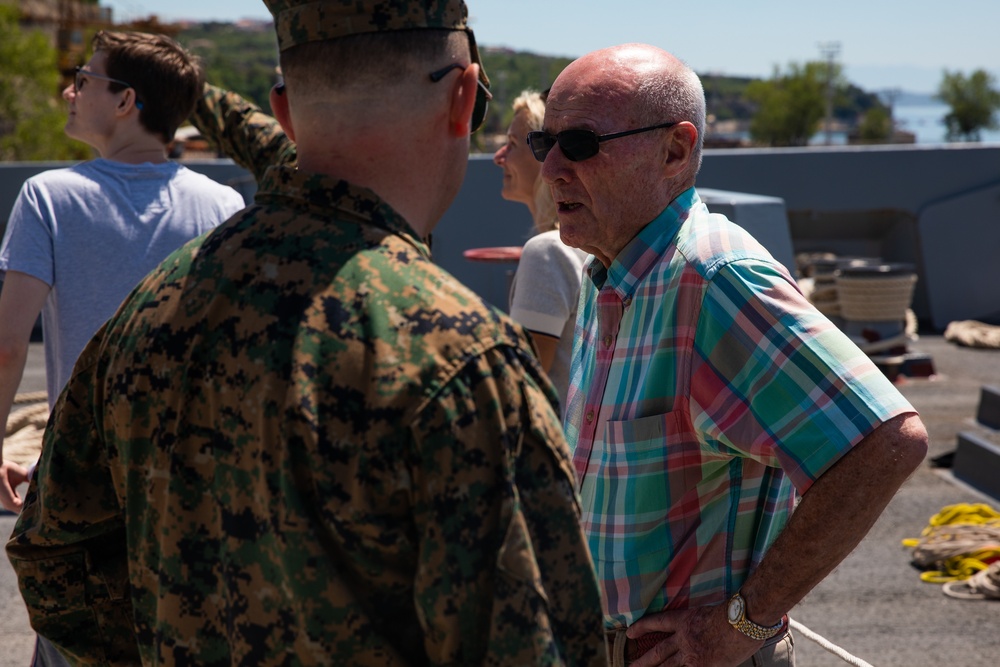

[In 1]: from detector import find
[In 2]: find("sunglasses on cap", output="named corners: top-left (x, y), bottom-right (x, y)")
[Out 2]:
top-left (429, 63), bottom-right (492, 134)
top-left (526, 121), bottom-right (678, 162)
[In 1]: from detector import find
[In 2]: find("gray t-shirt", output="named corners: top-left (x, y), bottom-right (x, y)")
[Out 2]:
top-left (508, 229), bottom-right (588, 413)
top-left (0, 158), bottom-right (245, 405)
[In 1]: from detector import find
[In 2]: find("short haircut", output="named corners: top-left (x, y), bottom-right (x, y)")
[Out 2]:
top-left (93, 31), bottom-right (204, 144)
top-left (635, 62), bottom-right (706, 174)
top-left (280, 29), bottom-right (465, 94)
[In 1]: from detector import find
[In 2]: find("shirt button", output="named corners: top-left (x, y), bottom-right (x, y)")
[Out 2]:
top-left (624, 296), bottom-right (632, 307)
top-left (603, 334), bottom-right (613, 348)
top-left (586, 410), bottom-right (595, 423)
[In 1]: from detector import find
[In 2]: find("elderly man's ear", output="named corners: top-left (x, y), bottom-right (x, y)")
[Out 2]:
top-left (662, 121), bottom-right (698, 177)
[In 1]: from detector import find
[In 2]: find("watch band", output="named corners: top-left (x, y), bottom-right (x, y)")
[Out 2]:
top-left (727, 592), bottom-right (784, 641)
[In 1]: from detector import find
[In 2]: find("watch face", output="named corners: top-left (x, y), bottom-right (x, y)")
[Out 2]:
top-left (727, 595), bottom-right (744, 623)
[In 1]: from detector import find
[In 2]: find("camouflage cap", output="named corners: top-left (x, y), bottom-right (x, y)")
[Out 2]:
top-left (264, 0), bottom-right (488, 87)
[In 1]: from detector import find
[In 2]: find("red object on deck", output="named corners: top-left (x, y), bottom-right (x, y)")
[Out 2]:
top-left (463, 246), bottom-right (523, 263)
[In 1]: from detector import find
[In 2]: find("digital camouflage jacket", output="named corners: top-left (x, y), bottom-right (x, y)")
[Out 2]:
top-left (7, 164), bottom-right (606, 666)
top-left (189, 84), bottom-right (297, 178)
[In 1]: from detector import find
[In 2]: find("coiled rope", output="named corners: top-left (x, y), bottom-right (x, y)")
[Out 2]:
top-left (902, 503), bottom-right (1000, 598)
top-left (13, 390), bottom-right (47, 405)
top-left (3, 391), bottom-right (49, 467)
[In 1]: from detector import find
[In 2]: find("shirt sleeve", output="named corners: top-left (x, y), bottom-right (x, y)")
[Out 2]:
top-left (5, 331), bottom-right (139, 665)
top-left (189, 83), bottom-right (297, 183)
top-left (408, 344), bottom-right (605, 666)
top-left (0, 181), bottom-right (55, 286)
top-left (690, 258), bottom-right (915, 494)
top-left (508, 234), bottom-right (583, 338)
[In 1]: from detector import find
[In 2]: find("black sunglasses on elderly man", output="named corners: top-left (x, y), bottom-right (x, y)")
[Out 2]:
top-left (526, 121), bottom-right (678, 162)
top-left (429, 63), bottom-right (492, 133)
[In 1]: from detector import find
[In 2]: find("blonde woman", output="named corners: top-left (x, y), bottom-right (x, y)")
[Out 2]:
top-left (493, 90), bottom-right (587, 411)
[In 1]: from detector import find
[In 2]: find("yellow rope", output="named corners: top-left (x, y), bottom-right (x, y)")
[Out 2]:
top-left (903, 503), bottom-right (1000, 583)
top-left (917, 552), bottom-right (1000, 583)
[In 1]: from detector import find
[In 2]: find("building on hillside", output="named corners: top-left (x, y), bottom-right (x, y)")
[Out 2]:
top-left (4, 0), bottom-right (112, 76)
top-left (4, 1), bottom-right (178, 87)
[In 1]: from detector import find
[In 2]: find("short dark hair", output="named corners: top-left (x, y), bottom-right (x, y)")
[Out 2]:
top-left (280, 29), bottom-right (461, 92)
top-left (92, 31), bottom-right (204, 144)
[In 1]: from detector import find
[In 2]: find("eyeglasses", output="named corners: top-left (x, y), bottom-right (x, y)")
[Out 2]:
top-left (526, 121), bottom-right (678, 162)
top-left (73, 66), bottom-right (144, 110)
top-left (429, 63), bottom-right (492, 134)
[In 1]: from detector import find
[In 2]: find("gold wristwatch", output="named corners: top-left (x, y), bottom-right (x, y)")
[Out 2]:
top-left (726, 592), bottom-right (784, 641)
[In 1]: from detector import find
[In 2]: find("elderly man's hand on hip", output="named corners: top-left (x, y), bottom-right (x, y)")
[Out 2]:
top-left (624, 603), bottom-right (764, 667)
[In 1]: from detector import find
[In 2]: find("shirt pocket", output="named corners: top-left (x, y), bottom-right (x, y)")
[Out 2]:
top-left (587, 409), bottom-right (713, 565)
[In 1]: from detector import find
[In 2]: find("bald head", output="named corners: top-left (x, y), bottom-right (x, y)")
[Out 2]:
top-left (539, 44), bottom-right (706, 266)
top-left (549, 43), bottom-right (705, 176)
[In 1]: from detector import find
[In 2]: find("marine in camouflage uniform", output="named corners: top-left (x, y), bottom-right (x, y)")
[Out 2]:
top-left (6, 1), bottom-right (607, 665)
top-left (190, 83), bottom-right (297, 176)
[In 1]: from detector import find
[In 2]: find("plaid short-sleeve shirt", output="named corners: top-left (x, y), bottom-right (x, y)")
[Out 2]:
top-left (565, 188), bottom-right (914, 629)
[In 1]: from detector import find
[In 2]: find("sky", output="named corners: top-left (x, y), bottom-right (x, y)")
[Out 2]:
top-left (102, 0), bottom-right (1000, 95)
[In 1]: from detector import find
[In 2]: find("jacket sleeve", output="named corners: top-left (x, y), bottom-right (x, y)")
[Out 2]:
top-left (5, 337), bottom-right (139, 666)
top-left (409, 344), bottom-right (606, 666)
top-left (189, 83), bottom-right (297, 183)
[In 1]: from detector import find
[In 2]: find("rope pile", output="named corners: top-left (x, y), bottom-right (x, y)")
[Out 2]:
top-left (836, 272), bottom-right (917, 322)
top-left (943, 320), bottom-right (1000, 349)
top-left (803, 254), bottom-right (841, 317)
top-left (903, 502), bottom-right (1000, 600)
top-left (796, 254), bottom-right (920, 357)
top-left (4, 391), bottom-right (48, 468)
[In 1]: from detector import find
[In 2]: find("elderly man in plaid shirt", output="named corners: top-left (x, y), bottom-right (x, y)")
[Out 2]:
top-left (528, 43), bottom-right (929, 667)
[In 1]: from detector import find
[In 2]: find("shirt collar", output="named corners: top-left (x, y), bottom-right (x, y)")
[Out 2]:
top-left (585, 186), bottom-right (700, 300)
top-left (257, 165), bottom-right (431, 259)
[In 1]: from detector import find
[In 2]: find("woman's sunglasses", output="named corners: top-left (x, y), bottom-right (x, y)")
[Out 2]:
top-left (526, 121), bottom-right (678, 162)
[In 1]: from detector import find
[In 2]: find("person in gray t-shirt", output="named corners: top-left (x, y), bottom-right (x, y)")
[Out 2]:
top-left (0, 31), bottom-right (244, 513)
top-left (0, 31), bottom-right (244, 667)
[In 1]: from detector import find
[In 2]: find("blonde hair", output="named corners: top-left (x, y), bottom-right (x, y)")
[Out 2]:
top-left (511, 89), bottom-right (557, 232)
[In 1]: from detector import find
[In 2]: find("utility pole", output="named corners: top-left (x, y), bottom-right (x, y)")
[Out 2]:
top-left (818, 41), bottom-right (841, 145)
top-left (879, 87), bottom-right (902, 136)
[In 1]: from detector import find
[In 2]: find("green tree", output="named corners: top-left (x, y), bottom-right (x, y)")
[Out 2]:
top-left (746, 61), bottom-right (841, 147)
top-left (855, 105), bottom-right (893, 143)
top-left (937, 69), bottom-right (1000, 142)
top-left (177, 22), bottom-right (280, 111)
top-left (0, 5), bottom-right (91, 161)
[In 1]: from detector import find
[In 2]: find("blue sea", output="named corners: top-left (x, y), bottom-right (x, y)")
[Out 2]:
top-left (809, 95), bottom-right (1000, 146)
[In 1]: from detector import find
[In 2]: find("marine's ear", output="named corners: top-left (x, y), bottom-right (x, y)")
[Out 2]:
top-left (447, 64), bottom-right (480, 137)
top-left (270, 82), bottom-right (296, 143)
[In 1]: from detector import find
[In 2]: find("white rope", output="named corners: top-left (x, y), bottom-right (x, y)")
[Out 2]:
top-left (789, 618), bottom-right (875, 667)
top-left (14, 390), bottom-right (47, 405)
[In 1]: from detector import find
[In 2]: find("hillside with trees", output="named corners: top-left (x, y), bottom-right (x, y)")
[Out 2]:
top-left (177, 21), bottom-right (279, 116)
top-left (0, 14), bottom-right (931, 161)
top-left (174, 22), bottom-right (891, 150)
